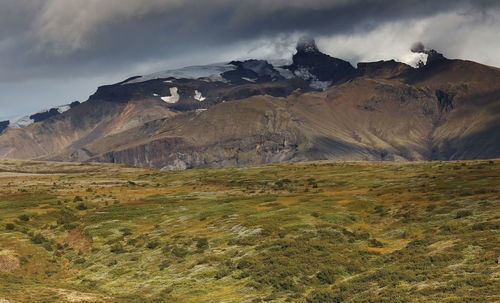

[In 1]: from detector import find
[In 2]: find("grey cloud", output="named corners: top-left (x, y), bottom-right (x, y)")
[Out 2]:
top-left (0, 0), bottom-right (42, 38)
top-left (411, 42), bottom-right (426, 53)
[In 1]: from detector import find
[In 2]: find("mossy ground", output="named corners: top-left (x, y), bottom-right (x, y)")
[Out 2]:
top-left (0, 159), bottom-right (498, 302)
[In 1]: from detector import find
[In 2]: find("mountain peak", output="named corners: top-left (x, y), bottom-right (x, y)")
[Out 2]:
top-left (296, 37), bottom-right (319, 53)
top-left (410, 42), bottom-right (447, 67)
top-left (288, 37), bottom-right (355, 88)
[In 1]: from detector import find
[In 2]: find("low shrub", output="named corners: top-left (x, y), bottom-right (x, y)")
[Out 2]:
top-left (30, 233), bottom-right (47, 244)
top-left (306, 289), bottom-right (343, 303)
top-left (369, 238), bottom-right (384, 248)
top-left (316, 268), bottom-right (336, 284)
top-left (196, 238), bottom-right (208, 250)
top-left (110, 243), bottom-right (126, 254)
top-left (146, 241), bottom-right (160, 249)
top-left (159, 260), bottom-right (170, 271)
top-left (215, 266), bottom-right (231, 279)
top-left (75, 203), bottom-right (87, 210)
top-left (18, 214), bottom-right (30, 222)
top-left (456, 210), bottom-right (472, 219)
top-left (171, 247), bottom-right (188, 258)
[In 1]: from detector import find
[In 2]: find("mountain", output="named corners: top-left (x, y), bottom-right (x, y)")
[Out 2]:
top-left (0, 39), bottom-right (499, 169)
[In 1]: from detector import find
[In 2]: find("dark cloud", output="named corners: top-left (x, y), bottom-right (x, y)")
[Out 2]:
top-left (1, 0), bottom-right (499, 119)
top-left (411, 42), bottom-right (426, 53)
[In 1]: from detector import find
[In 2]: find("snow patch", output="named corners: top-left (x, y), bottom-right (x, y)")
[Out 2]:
top-left (294, 67), bottom-right (315, 80)
top-left (269, 58), bottom-right (293, 67)
top-left (269, 59), bottom-right (294, 79)
top-left (122, 63), bottom-right (236, 84)
top-left (161, 87), bottom-right (180, 103)
top-left (237, 60), bottom-right (280, 78)
top-left (401, 52), bottom-right (428, 68)
top-left (56, 105), bottom-right (71, 114)
top-left (293, 67), bottom-right (331, 90)
top-left (9, 116), bottom-right (34, 128)
top-left (153, 93), bottom-right (159, 97)
top-left (310, 80), bottom-right (332, 90)
top-left (241, 77), bottom-right (257, 83)
top-left (194, 90), bottom-right (206, 102)
top-left (274, 67), bottom-right (294, 79)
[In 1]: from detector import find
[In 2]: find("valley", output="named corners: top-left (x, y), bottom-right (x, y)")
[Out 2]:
top-left (0, 158), bottom-right (498, 302)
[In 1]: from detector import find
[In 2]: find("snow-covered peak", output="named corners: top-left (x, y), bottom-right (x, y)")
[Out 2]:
top-left (8, 104), bottom-right (73, 129)
top-left (122, 63), bottom-right (236, 85)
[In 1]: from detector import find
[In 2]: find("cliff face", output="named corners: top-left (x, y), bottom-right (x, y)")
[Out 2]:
top-left (1, 43), bottom-right (499, 169)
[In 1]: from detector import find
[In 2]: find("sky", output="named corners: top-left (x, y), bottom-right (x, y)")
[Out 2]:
top-left (1, 0), bottom-right (499, 120)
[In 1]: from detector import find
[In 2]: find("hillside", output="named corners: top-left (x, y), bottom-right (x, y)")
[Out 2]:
top-left (0, 41), bottom-right (499, 169)
top-left (0, 158), bottom-right (498, 302)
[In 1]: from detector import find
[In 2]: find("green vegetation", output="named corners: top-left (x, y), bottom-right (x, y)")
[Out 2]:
top-left (0, 159), bottom-right (498, 302)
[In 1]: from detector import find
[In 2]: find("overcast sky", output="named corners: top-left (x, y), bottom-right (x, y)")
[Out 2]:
top-left (1, 0), bottom-right (499, 120)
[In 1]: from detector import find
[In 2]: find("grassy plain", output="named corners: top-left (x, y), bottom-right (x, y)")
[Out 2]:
top-left (0, 158), bottom-right (498, 302)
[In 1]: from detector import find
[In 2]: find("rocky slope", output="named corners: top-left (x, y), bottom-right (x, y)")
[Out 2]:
top-left (0, 40), bottom-right (499, 169)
